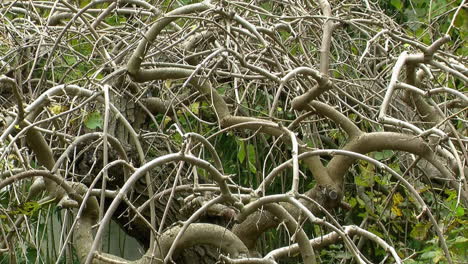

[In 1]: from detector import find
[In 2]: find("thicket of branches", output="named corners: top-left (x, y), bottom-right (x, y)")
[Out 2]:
top-left (0, 0), bottom-right (467, 263)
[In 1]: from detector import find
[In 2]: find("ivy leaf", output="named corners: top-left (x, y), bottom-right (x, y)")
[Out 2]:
top-left (374, 152), bottom-right (383, 160)
top-left (84, 111), bottom-right (103, 130)
top-left (374, 150), bottom-right (393, 160)
top-left (383, 150), bottom-right (393, 159)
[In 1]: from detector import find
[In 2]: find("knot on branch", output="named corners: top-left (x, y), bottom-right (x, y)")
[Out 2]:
top-left (328, 189), bottom-right (338, 200)
top-left (320, 184), bottom-right (342, 205)
top-left (307, 184), bottom-right (343, 211)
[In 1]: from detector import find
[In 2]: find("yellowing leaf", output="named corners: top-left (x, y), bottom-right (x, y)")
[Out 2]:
top-left (393, 192), bottom-right (403, 206)
top-left (410, 222), bottom-right (432, 240)
top-left (356, 161), bottom-right (374, 187)
top-left (18, 201), bottom-right (40, 215)
top-left (391, 205), bottom-right (402, 217)
top-left (391, 192), bottom-right (404, 217)
top-left (7, 154), bottom-right (18, 161)
top-left (190, 102), bottom-right (199, 115)
top-left (49, 104), bottom-right (68, 114)
top-left (165, 80), bottom-right (172, 89)
top-left (163, 116), bottom-right (172, 127)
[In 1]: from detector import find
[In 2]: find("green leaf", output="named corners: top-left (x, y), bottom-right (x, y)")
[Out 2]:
top-left (374, 152), bottom-right (383, 160)
top-left (30, 160), bottom-right (37, 169)
top-left (238, 143), bottom-right (246, 163)
top-left (172, 133), bottom-right (182, 144)
top-left (389, 162), bottom-right (402, 174)
top-left (190, 102), bottom-right (200, 115)
top-left (374, 150), bottom-right (393, 160)
top-left (247, 144), bottom-right (256, 165)
top-left (451, 203), bottom-right (465, 217)
top-left (248, 162), bottom-right (257, 174)
top-left (390, 0), bottom-right (403, 11)
top-left (383, 150), bottom-right (393, 159)
top-left (356, 161), bottom-right (374, 187)
top-left (84, 111), bottom-right (103, 129)
top-left (25, 247), bottom-right (38, 263)
top-left (452, 236), bottom-right (468, 244)
top-left (245, 144), bottom-right (257, 174)
top-left (410, 222), bottom-right (432, 240)
top-left (356, 197), bottom-right (365, 208)
top-left (420, 249), bottom-right (443, 263)
top-left (18, 201), bottom-right (40, 215)
top-left (420, 250), bottom-right (438, 259)
top-left (368, 225), bottom-right (384, 238)
top-left (444, 189), bottom-right (457, 201)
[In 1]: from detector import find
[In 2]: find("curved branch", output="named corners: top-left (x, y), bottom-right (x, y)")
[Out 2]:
top-left (265, 225), bottom-right (401, 264)
top-left (220, 116), bottom-right (332, 189)
top-left (84, 153), bottom-right (236, 264)
top-left (153, 223), bottom-right (249, 263)
top-left (51, 132), bottom-right (128, 174)
top-left (308, 101), bottom-right (362, 139)
top-left (326, 132), bottom-right (455, 186)
top-left (127, 2), bottom-right (213, 77)
top-left (246, 149), bottom-right (452, 264)
top-left (186, 132), bottom-right (223, 173)
top-left (235, 195), bottom-right (316, 264)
